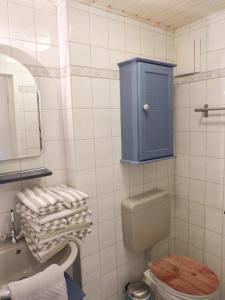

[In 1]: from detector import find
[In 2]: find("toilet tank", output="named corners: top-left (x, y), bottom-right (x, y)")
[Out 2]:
top-left (122, 189), bottom-right (171, 254)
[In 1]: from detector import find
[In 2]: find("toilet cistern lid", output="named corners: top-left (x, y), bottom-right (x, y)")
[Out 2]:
top-left (149, 255), bottom-right (219, 297)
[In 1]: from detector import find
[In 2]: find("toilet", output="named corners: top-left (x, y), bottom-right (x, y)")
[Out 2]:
top-left (121, 189), bottom-right (220, 300)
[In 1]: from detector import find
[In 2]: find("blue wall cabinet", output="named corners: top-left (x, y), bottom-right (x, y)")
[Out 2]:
top-left (118, 58), bottom-right (175, 164)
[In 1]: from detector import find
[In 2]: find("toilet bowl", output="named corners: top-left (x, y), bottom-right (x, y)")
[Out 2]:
top-left (121, 190), bottom-right (220, 300)
top-left (143, 256), bottom-right (220, 300)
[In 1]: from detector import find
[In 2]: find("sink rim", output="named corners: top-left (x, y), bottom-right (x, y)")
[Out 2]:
top-left (59, 240), bottom-right (78, 271)
top-left (0, 240), bottom-right (78, 299)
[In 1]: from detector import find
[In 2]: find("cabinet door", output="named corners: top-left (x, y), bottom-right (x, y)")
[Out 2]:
top-left (175, 39), bottom-right (200, 76)
top-left (138, 62), bottom-right (173, 161)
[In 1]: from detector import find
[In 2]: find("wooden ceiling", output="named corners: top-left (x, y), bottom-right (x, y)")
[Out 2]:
top-left (76, 0), bottom-right (225, 29)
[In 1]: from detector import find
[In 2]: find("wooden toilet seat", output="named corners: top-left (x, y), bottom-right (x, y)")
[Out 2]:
top-left (149, 255), bottom-right (219, 297)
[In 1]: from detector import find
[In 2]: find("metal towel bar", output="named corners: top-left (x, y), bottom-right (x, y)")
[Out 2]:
top-left (0, 286), bottom-right (10, 299)
top-left (194, 104), bottom-right (225, 117)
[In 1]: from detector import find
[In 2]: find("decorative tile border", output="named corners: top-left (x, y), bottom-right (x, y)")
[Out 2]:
top-left (26, 65), bottom-right (60, 78)
top-left (174, 68), bottom-right (225, 85)
top-left (61, 65), bottom-right (120, 79)
top-left (26, 64), bottom-right (120, 80)
top-left (70, 65), bottom-right (119, 79)
top-left (28, 63), bottom-right (225, 84)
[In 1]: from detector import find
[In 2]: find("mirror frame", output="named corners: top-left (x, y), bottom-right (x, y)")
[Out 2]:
top-left (0, 54), bottom-right (43, 162)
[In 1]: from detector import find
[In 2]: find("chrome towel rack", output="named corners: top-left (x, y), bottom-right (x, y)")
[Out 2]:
top-left (0, 285), bottom-right (10, 300)
top-left (195, 104), bottom-right (225, 117)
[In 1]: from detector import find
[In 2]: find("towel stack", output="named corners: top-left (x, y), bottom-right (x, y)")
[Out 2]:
top-left (16, 185), bottom-right (92, 263)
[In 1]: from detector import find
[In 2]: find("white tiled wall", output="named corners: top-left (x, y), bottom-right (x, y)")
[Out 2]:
top-left (174, 9), bottom-right (225, 299)
top-left (5, 1), bottom-right (225, 299)
top-left (175, 8), bottom-right (225, 73)
top-left (0, 0), bottom-right (66, 233)
top-left (57, 1), bottom-right (175, 299)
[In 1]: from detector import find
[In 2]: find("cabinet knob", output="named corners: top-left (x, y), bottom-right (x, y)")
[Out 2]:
top-left (143, 104), bottom-right (150, 111)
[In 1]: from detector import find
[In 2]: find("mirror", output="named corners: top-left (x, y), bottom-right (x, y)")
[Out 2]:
top-left (0, 54), bottom-right (42, 161)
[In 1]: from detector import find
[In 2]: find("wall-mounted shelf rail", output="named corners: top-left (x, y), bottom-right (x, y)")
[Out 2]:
top-left (195, 104), bottom-right (225, 117)
top-left (0, 168), bottom-right (52, 184)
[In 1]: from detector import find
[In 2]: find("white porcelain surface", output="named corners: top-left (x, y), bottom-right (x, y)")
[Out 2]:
top-left (207, 19), bottom-right (225, 52)
top-left (141, 28), bottom-right (154, 56)
top-left (8, 2), bottom-right (35, 42)
top-left (68, 8), bottom-right (90, 44)
top-left (35, 10), bottom-right (58, 45)
top-left (205, 207), bottom-right (222, 234)
top-left (189, 224), bottom-right (204, 249)
top-left (74, 140), bottom-right (95, 171)
top-left (37, 44), bottom-right (59, 68)
top-left (94, 109), bottom-right (112, 138)
top-left (109, 19), bottom-right (125, 51)
top-left (91, 46), bottom-right (110, 69)
top-left (0, 0), bottom-right (9, 38)
top-left (125, 23), bottom-right (140, 54)
top-left (90, 14), bottom-right (108, 48)
top-left (70, 43), bottom-right (91, 67)
top-left (0, 240), bottom-right (78, 297)
top-left (95, 138), bottom-right (113, 167)
top-left (204, 230), bottom-right (222, 257)
top-left (189, 156), bottom-right (205, 180)
top-left (154, 32), bottom-right (166, 60)
top-left (71, 77), bottom-right (92, 108)
top-left (92, 78), bottom-right (110, 108)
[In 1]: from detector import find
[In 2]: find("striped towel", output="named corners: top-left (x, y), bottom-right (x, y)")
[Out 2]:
top-left (17, 185), bottom-right (89, 214)
top-left (21, 220), bottom-right (92, 243)
top-left (20, 223), bottom-right (91, 263)
top-left (16, 202), bottom-right (89, 225)
top-left (16, 185), bottom-right (92, 263)
top-left (26, 210), bottom-right (92, 234)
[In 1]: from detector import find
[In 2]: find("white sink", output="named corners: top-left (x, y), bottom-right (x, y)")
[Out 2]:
top-left (0, 240), bottom-right (78, 299)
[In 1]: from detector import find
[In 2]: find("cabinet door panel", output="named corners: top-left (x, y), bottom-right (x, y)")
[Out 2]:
top-left (138, 63), bottom-right (173, 161)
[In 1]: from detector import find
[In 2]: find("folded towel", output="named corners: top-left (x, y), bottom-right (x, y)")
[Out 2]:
top-left (49, 186), bottom-right (88, 209)
top-left (21, 220), bottom-right (92, 243)
top-left (8, 264), bottom-right (68, 300)
top-left (16, 202), bottom-right (89, 225)
top-left (19, 218), bottom-right (92, 262)
top-left (61, 185), bottom-right (88, 200)
top-left (24, 235), bottom-right (70, 263)
top-left (27, 212), bottom-right (91, 234)
top-left (17, 185), bottom-right (88, 214)
top-left (21, 227), bottom-right (88, 263)
top-left (29, 218), bottom-right (68, 233)
top-left (16, 185), bottom-right (92, 263)
top-left (33, 187), bottom-right (56, 206)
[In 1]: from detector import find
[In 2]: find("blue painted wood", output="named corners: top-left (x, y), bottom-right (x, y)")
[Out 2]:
top-left (120, 60), bottom-right (139, 162)
top-left (121, 155), bottom-right (176, 164)
top-left (138, 63), bottom-right (173, 160)
top-left (119, 57), bottom-right (175, 164)
top-left (118, 57), bottom-right (176, 68)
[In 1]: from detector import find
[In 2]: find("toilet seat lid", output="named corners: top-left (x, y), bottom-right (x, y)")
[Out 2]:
top-left (149, 255), bottom-right (219, 297)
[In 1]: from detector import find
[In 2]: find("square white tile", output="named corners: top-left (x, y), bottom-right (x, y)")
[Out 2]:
top-left (68, 8), bottom-right (90, 44)
top-left (90, 14), bottom-right (108, 48)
